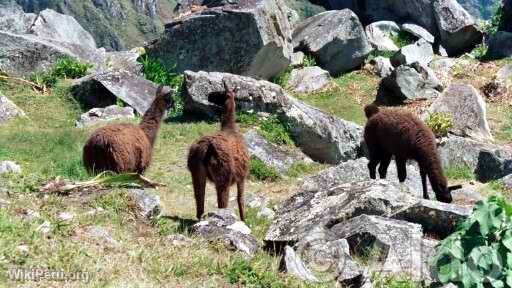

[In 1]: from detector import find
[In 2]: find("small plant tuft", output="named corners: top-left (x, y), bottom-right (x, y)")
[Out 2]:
top-left (303, 54), bottom-right (317, 67)
top-left (30, 56), bottom-right (91, 88)
top-left (426, 112), bottom-right (454, 137)
top-left (390, 30), bottom-right (416, 48)
top-left (444, 165), bottom-right (475, 181)
top-left (250, 158), bottom-right (280, 182)
top-left (259, 115), bottom-right (294, 146)
top-left (270, 66), bottom-right (292, 88)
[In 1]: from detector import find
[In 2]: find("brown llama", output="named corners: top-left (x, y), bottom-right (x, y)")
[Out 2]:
top-left (83, 85), bottom-right (174, 176)
top-left (363, 104), bottom-right (461, 203)
top-left (187, 82), bottom-right (250, 221)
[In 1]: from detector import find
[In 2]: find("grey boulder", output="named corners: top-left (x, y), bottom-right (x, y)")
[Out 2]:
top-left (381, 63), bottom-right (443, 103)
top-left (147, 0), bottom-right (294, 80)
top-left (0, 94), bottom-right (24, 124)
top-left (0, 161), bottom-right (21, 174)
top-left (429, 84), bottom-right (493, 142)
top-left (183, 71), bottom-right (289, 119)
top-left (391, 40), bottom-right (434, 67)
top-left (293, 10), bottom-right (372, 75)
top-left (501, 0), bottom-right (512, 32)
top-left (501, 174), bottom-right (512, 191)
top-left (282, 97), bottom-right (364, 164)
top-left (428, 58), bottom-right (456, 87)
top-left (71, 70), bottom-right (164, 115)
top-left (75, 105), bottom-right (135, 128)
top-left (29, 9), bottom-right (97, 51)
top-left (0, 2), bottom-right (36, 34)
top-left (244, 129), bottom-right (312, 174)
top-left (288, 66), bottom-right (331, 93)
top-left (401, 23), bottom-right (435, 43)
top-left (432, 0), bottom-right (482, 56)
top-left (127, 189), bottom-right (161, 220)
top-left (487, 31), bottom-right (512, 59)
top-left (193, 209), bottom-right (259, 256)
top-left (369, 56), bottom-right (393, 78)
top-left (365, 21), bottom-right (400, 52)
top-left (438, 136), bottom-right (512, 182)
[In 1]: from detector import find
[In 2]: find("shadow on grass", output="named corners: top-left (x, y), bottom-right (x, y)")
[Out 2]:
top-left (160, 215), bottom-right (198, 234)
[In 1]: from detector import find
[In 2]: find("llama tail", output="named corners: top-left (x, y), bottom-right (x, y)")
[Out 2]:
top-left (187, 140), bottom-right (219, 172)
top-left (364, 103), bottom-right (380, 119)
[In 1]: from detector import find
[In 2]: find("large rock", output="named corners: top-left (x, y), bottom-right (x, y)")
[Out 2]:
top-left (282, 97), bottom-right (363, 164)
top-left (183, 71), bottom-right (290, 118)
top-left (331, 215), bottom-right (425, 280)
top-left (193, 209), bottom-right (259, 256)
top-left (432, 0), bottom-right (482, 56)
top-left (301, 158), bottom-right (426, 198)
top-left (365, 21), bottom-right (400, 52)
top-left (430, 84), bottom-right (493, 142)
top-left (487, 31), bottom-right (512, 59)
top-left (76, 105), bottom-right (135, 128)
top-left (265, 179), bottom-right (471, 244)
top-left (380, 63), bottom-right (443, 103)
top-left (127, 189), bottom-right (161, 220)
top-left (0, 94), bottom-right (24, 124)
top-left (71, 70), bottom-right (163, 115)
top-left (244, 129), bottom-right (311, 174)
top-left (501, 0), bottom-right (512, 32)
top-left (401, 23), bottom-right (435, 43)
top-left (438, 136), bottom-right (512, 182)
top-left (292, 10), bottom-right (372, 75)
top-left (428, 58), bottom-right (456, 87)
top-left (287, 66), bottom-right (331, 93)
top-left (29, 9), bottom-right (97, 51)
top-left (147, 0), bottom-right (294, 80)
top-left (390, 40), bottom-right (434, 67)
top-left (0, 2), bottom-right (36, 34)
top-left (0, 161), bottom-right (21, 175)
top-left (369, 56), bottom-right (394, 78)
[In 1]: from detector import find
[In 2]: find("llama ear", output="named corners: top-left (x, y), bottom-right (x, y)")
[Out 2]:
top-left (448, 185), bottom-right (463, 192)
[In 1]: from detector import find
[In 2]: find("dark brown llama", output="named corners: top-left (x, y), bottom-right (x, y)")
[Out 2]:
top-left (363, 104), bottom-right (461, 203)
top-left (187, 82), bottom-right (250, 221)
top-left (83, 85), bottom-right (174, 175)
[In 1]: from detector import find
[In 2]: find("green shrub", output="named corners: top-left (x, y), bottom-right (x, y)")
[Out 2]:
top-left (52, 56), bottom-right (92, 79)
top-left (303, 54), bottom-right (317, 67)
top-left (250, 158), bottom-right (280, 182)
top-left (29, 56), bottom-right (91, 88)
top-left (139, 55), bottom-right (184, 118)
top-left (471, 43), bottom-right (490, 61)
top-left (390, 30), bottom-right (416, 48)
top-left (270, 66), bottom-right (292, 87)
top-left (426, 112), bottom-right (454, 137)
top-left (431, 196), bottom-right (512, 287)
top-left (237, 111), bottom-right (260, 126)
top-left (482, 3), bottom-right (503, 35)
top-left (259, 115), bottom-right (294, 146)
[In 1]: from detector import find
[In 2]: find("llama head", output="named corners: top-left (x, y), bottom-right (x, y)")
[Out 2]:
top-left (156, 85), bottom-right (175, 110)
top-left (433, 183), bottom-right (462, 203)
top-left (222, 80), bottom-right (238, 103)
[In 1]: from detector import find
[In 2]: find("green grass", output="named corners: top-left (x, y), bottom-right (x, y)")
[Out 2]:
top-left (295, 71), bottom-right (379, 125)
top-left (250, 158), bottom-right (281, 182)
top-left (372, 273), bottom-right (421, 288)
top-left (30, 56), bottom-right (92, 88)
top-left (259, 115), bottom-right (294, 146)
top-left (287, 161), bottom-right (325, 178)
top-left (444, 165), bottom-right (475, 181)
top-left (271, 66), bottom-right (293, 88)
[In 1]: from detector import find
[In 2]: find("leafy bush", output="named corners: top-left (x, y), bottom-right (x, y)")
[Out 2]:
top-left (29, 56), bottom-right (91, 88)
top-left (303, 54), bottom-right (317, 67)
top-left (52, 56), bottom-right (92, 79)
top-left (237, 111), bottom-right (260, 126)
top-left (270, 66), bottom-right (292, 87)
top-left (139, 55), bottom-right (184, 118)
top-left (470, 43), bottom-right (489, 61)
top-left (482, 3), bottom-right (503, 35)
top-left (431, 196), bottom-right (512, 288)
top-left (426, 112), bottom-right (454, 137)
top-left (250, 158), bottom-right (280, 181)
top-left (390, 30), bottom-right (416, 48)
top-left (259, 115), bottom-right (294, 146)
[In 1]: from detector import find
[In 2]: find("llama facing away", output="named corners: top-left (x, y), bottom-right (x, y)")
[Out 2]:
top-left (83, 85), bottom-right (174, 176)
top-left (363, 104), bottom-right (461, 203)
top-left (187, 82), bottom-right (250, 221)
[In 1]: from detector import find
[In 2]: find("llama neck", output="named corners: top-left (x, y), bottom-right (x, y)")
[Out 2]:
top-left (139, 99), bottom-right (167, 146)
top-left (221, 97), bottom-right (238, 132)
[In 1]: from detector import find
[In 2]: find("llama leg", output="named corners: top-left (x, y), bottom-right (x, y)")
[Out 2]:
top-left (420, 167), bottom-right (429, 200)
top-left (378, 154), bottom-right (392, 179)
top-left (192, 167), bottom-right (207, 220)
top-left (237, 180), bottom-right (245, 222)
top-left (367, 150), bottom-right (380, 179)
top-left (215, 183), bottom-right (230, 209)
top-left (396, 158), bottom-right (407, 182)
